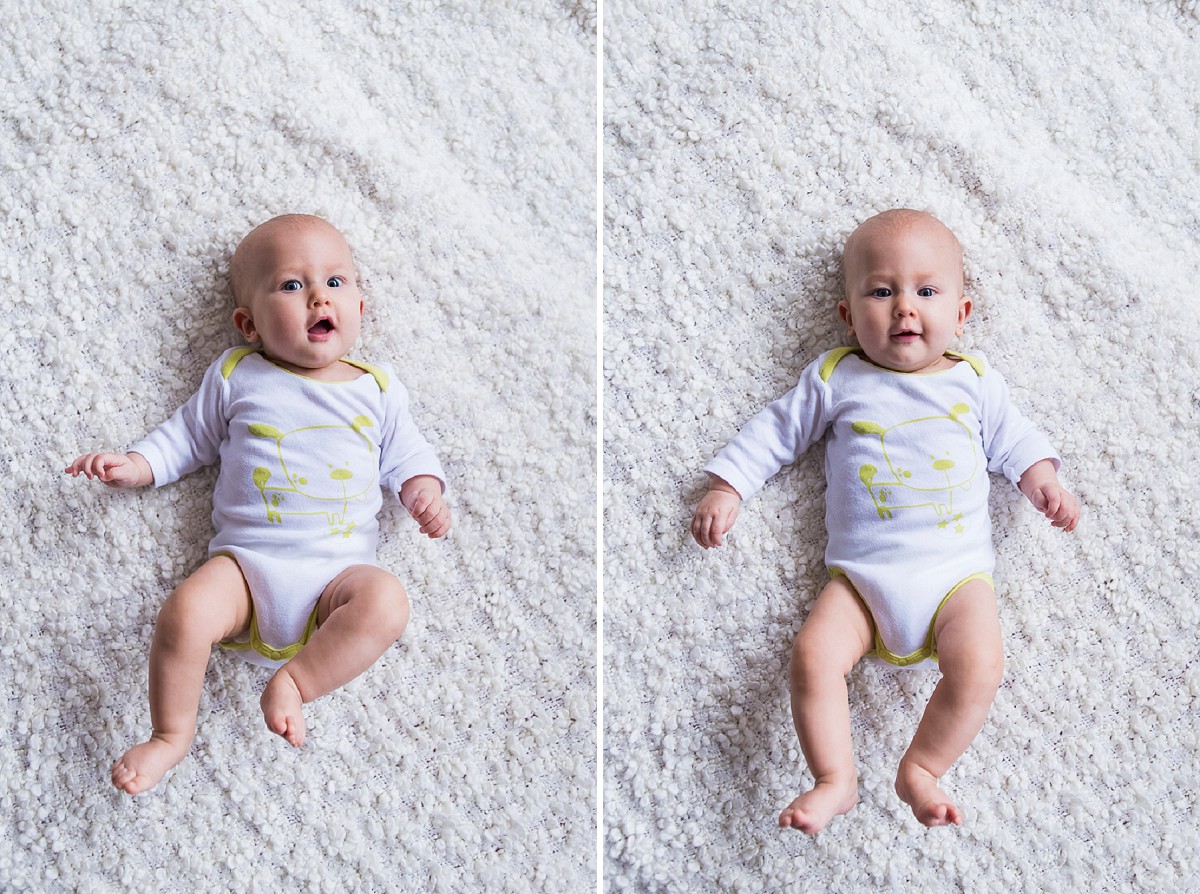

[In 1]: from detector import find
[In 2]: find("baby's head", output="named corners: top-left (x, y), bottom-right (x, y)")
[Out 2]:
top-left (838, 209), bottom-right (971, 374)
top-left (230, 214), bottom-right (363, 379)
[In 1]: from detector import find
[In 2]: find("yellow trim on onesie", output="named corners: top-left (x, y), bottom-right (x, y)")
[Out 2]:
top-left (945, 351), bottom-right (985, 376)
top-left (211, 550), bottom-right (320, 662)
top-left (828, 568), bottom-right (994, 667)
top-left (221, 347), bottom-right (261, 379)
top-left (341, 359), bottom-right (389, 391)
top-left (220, 600), bottom-right (320, 663)
top-left (819, 347), bottom-right (985, 382)
top-left (819, 347), bottom-right (860, 382)
top-left (220, 348), bottom-right (389, 391)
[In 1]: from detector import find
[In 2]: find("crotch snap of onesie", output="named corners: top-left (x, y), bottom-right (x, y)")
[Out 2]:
top-left (221, 601), bottom-right (319, 663)
top-left (211, 549), bottom-right (324, 665)
top-left (829, 568), bottom-right (994, 667)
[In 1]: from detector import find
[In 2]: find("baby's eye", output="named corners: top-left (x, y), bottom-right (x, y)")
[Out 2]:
top-left (917, 287), bottom-right (935, 298)
top-left (327, 276), bottom-right (344, 288)
top-left (282, 280), bottom-right (303, 292)
top-left (870, 288), bottom-right (892, 298)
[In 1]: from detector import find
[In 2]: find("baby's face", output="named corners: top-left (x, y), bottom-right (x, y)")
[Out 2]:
top-left (233, 218), bottom-right (363, 380)
top-left (838, 212), bottom-right (971, 374)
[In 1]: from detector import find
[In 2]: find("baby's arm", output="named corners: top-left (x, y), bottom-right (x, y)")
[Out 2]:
top-left (1018, 459), bottom-right (1080, 533)
top-left (692, 357), bottom-right (835, 550)
top-left (64, 452), bottom-right (154, 488)
top-left (400, 475), bottom-right (451, 539)
top-left (691, 476), bottom-right (742, 549)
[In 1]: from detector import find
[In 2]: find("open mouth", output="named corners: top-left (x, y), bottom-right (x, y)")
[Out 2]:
top-left (308, 318), bottom-right (334, 336)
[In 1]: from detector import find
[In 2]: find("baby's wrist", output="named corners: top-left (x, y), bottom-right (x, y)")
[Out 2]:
top-left (399, 474), bottom-right (440, 505)
top-left (126, 452), bottom-right (154, 487)
top-left (705, 477), bottom-right (742, 501)
top-left (1017, 459), bottom-right (1058, 496)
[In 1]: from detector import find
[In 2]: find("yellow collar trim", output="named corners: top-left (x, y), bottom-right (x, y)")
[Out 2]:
top-left (220, 348), bottom-right (388, 390)
top-left (819, 347), bottom-right (984, 382)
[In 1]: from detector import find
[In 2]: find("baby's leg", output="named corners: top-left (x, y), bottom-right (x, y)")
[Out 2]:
top-left (895, 578), bottom-right (1003, 827)
top-left (779, 576), bottom-right (874, 834)
top-left (112, 556), bottom-right (252, 795)
top-left (260, 565), bottom-right (408, 747)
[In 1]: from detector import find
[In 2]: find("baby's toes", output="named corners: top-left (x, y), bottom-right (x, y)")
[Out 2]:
top-left (111, 760), bottom-right (139, 792)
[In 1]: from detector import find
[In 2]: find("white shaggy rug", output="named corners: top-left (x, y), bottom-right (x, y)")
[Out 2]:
top-left (1, 3), bottom-right (595, 891)
top-left (604, 2), bottom-right (1200, 891)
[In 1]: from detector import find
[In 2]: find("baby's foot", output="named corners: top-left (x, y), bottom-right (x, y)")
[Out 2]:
top-left (778, 776), bottom-right (859, 834)
top-left (895, 761), bottom-right (962, 827)
top-left (261, 668), bottom-right (306, 747)
top-left (111, 733), bottom-right (190, 795)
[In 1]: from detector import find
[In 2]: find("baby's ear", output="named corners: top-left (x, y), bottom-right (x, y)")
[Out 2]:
top-left (837, 299), bottom-right (854, 335)
top-left (956, 294), bottom-right (974, 334)
top-left (232, 307), bottom-right (259, 343)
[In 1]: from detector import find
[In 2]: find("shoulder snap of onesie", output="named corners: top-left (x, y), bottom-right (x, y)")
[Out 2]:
top-left (221, 347), bottom-right (262, 380)
top-left (819, 347), bottom-right (861, 382)
top-left (341, 360), bottom-right (389, 391)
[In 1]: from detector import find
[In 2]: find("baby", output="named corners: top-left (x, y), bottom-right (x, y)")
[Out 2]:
top-left (66, 214), bottom-right (450, 795)
top-left (691, 209), bottom-right (1079, 832)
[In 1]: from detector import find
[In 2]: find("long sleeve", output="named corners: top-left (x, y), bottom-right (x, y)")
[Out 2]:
top-left (978, 363), bottom-right (1061, 487)
top-left (129, 356), bottom-right (229, 488)
top-left (703, 357), bottom-right (832, 500)
top-left (377, 369), bottom-right (447, 496)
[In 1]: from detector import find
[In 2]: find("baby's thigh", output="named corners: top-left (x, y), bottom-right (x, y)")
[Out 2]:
top-left (792, 577), bottom-right (875, 674)
top-left (163, 555), bottom-right (253, 643)
top-left (315, 564), bottom-right (409, 627)
top-left (932, 579), bottom-right (1003, 679)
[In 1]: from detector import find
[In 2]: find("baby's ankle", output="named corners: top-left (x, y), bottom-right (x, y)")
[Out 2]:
top-left (149, 728), bottom-right (194, 747)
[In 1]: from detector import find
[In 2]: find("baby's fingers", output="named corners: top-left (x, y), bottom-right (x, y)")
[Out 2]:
top-left (406, 491), bottom-right (434, 519)
top-left (1040, 488), bottom-right (1061, 521)
top-left (692, 509), bottom-right (730, 549)
top-left (419, 504), bottom-right (451, 538)
top-left (1053, 497), bottom-right (1080, 533)
top-left (65, 453), bottom-right (109, 480)
top-left (407, 490), bottom-right (451, 538)
top-left (413, 501), bottom-right (440, 526)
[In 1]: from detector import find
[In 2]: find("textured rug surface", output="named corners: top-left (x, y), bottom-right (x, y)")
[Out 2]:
top-left (604, 2), bottom-right (1199, 891)
top-left (1, 3), bottom-right (595, 891)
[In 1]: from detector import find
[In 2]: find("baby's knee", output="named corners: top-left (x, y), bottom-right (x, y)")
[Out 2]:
top-left (381, 583), bottom-right (410, 640)
top-left (158, 583), bottom-right (214, 639)
top-left (943, 647), bottom-right (1004, 701)
top-left (976, 647), bottom-right (1005, 694)
top-left (789, 629), bottom-right (834, 687)
top-left (156, 556), bottom-right (251, 645)
top-left (359, 573), bottom-right (410, 640)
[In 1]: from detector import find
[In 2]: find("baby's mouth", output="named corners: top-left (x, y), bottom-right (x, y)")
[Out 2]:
top-left (308, 318), bottom-right (335, 335)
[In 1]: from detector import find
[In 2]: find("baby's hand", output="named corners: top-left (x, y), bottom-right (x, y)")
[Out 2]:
top-left (64, 452), bottom-right (152, 488)
top-left (691, 482), bottom-right (741, 549)
top-left (1018, 460), bottom-right (1079, 533)
top-left (400, 475), bottom-right (451, 539)
top-left (1027, 482), bottom-right (1080, 533)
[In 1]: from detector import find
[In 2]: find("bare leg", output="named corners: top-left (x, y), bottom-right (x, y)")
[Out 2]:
top-left (112, 556), bottom-right (252, 795)
top-left (895, 579), bottom-right (1003, 827)
top-left (779, 577), bottom-right (875, 834)
top-left (260, 565), bottom-right (408, 747)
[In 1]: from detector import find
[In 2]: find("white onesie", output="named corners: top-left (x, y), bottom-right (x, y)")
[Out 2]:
top-left (132, 347), bottom-right (446, 668)
top-left (705, 348), bottom-right (1059, 667)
